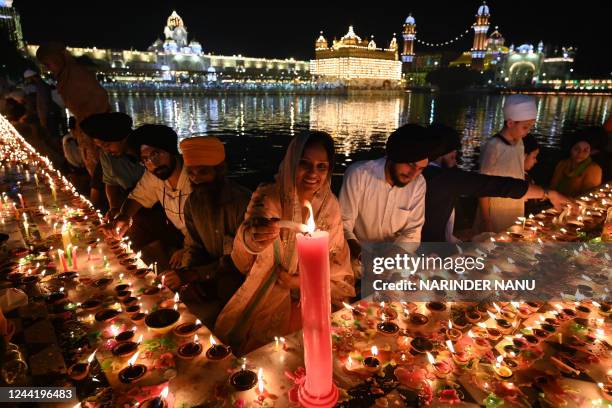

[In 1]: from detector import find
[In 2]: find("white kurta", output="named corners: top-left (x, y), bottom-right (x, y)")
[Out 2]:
top-left (476, 135), bottom-right (525, 233)
top-left (339, 158), bottom-right (426, 245)
top-left (128, 165), bottom-right (192, 235)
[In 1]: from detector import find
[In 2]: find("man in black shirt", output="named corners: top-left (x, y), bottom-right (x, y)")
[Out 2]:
top-left (422, 124), bottom-right (569, 242)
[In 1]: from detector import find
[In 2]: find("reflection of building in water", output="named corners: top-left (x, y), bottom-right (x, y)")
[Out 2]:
top-left (309, 96), bottom-right (403, 156)
top-left (25, 10), bottom-right (309, 83)
top-left (310, 26), bottom-right (402, 89)
top-left (0, 0), bottom-right (24, 50)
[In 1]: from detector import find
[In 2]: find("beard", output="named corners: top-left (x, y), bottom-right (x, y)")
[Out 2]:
top-left (389, 165), bottom-right (408, 188)
top-left (152, 156), bottom-right (176, 180)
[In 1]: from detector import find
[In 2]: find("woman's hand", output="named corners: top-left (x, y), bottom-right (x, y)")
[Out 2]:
top-left (169, 248), bottom-right (186, 269)
top-left (244, 217), bottom-right (279, 253)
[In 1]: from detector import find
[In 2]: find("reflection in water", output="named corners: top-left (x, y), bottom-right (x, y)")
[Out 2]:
top-left (110, 92), bottom-right (610, 181)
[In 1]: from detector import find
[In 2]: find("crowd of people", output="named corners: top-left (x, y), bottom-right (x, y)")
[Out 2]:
top-left (1, 42), bottom-right (611, 355)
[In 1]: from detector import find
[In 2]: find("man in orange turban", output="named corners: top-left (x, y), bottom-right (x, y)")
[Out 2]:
top-left (164, 136), bottom-right (252, 327)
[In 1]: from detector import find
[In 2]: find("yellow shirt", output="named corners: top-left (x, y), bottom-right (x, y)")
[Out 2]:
top-left (550, 158), bottom-right (602, 197)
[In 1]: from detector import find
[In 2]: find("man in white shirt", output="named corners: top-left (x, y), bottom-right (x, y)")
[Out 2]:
top-left (340, 124), bottom-right (435, 264)
top-left (105, 124), bottom-right (191, 268)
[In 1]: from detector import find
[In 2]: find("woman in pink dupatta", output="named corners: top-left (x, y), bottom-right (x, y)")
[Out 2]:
top-left (215, 131), bottom-right (355, 355)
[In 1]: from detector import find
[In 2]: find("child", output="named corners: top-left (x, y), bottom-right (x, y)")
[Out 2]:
top-left (475, 94), bottom-right (538, 232)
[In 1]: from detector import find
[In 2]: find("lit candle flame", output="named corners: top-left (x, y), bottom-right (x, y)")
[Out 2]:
top-left (258, 368), bottom-right (264, 393)
top-left (137, 334), bottom-right (143, 344)
top-left (160, 386), bottom-right (169, 399)
top-left (371, 345), bottom-right (378, 357)
top-left (448, 320), bottom-right (453, 329)
top-left (342, 302), bottom-right (354, 310)
top-left (194, 334), bottom-right (199, 343)
top-left (127, 350), bottom-right (140, 366)
top-left (87, 349), bottom-right (98, 364)
top-left (304, 201), bottom-right (315, 233)
top-left (210, 335), bottom-right (217, 346)
top-left (426, 352), bottom-right (435, 365)
top-left (446, 340), bottom-right (455, 354)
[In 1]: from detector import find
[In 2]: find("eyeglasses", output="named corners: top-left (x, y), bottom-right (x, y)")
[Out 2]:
top-left (141, 150), bottom-right (162, 166)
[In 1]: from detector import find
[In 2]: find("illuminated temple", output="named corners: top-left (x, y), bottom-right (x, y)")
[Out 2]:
top-left (25, 10), bottom-right (310, 83)
top-left (310, 26), bottom-right (403, 89)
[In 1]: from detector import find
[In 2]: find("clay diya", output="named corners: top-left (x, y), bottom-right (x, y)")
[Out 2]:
top-left (118, 352), bottom-right (147, 384)
top-left (230, 366), bottom-right (258, 391)
top-left (206, 336), bottom-right (232, 361)
top-left (409, 313), bottom-right (429, 326)
top-left (426, 301), bottom-right (447, 314)
top-left (377, 320), bottom-right (400, 336)
top-left (95, 308), bottom-right (121, 323)
top-left (80, 299), bottom-right (102, 312)
top-left (93, 278), bottom-right (113, 290)
top-left (145, 308), bottom-right (180, 334)
top-left (177, 335), bottom-right (203, 360)
top-left (173, 320), bottom-right (202, 338)
top-left (410, 337), bottom-right (434, 354)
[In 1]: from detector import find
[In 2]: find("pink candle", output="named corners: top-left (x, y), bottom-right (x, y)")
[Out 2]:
top-left (296, 229), bottom-right (338, 407)
top-left (58, 249), bottom-right (68, 272)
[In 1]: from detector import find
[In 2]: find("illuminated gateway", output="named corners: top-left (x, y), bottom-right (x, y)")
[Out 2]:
top-left (26, 10), bottom-right (309, 82)
top-left (310, 26), bottom-right (403, 89)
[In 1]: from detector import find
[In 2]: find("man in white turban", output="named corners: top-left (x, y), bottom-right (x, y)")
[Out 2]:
top-left (475, 94), bottom-right (540, 233)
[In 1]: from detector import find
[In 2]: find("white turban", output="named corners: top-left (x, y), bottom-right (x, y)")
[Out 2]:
top-left (503, 94), bottom-right (537, 122)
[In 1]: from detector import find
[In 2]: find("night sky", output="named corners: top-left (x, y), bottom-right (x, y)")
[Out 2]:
top-left (13, 2), bottom-right (612, 76)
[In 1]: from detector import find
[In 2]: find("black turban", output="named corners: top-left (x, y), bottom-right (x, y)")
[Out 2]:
top-left (522, 134), bottom-right (540, 155)
top-left (80, 112), bottom-right (132, 141)
top-left (428, 123), bottom-right (462, 159)
top-left (386, 123), bottom-right (437, 164)
top-left (128, 124), bottom-right (179, 158)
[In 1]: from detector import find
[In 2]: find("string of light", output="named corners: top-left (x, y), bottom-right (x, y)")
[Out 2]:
top-left (415, 24), bottom-right (476, 48)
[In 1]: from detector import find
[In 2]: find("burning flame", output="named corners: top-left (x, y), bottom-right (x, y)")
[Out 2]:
top-left (194, 334), bottom-right (199, 343)
top-left (448, 320), bottom-right (453, 329)
top-left (487, 311), bottom-right (497, 321)
top-left (87, 349), bottom-right (98, 364)
top-left (342, 302), bottom-right (354, 310)
top-left (174, 293), bottom-right (180, 303)
top-left (446, 340), bottom-right (455, 354)
top-left (258, 368), bottom-right (264, 393)
top-left (210, 335), bottom-right (217, 346)
top-left (160, 386), bottom-right (169, 399)
top-left (467, 330), bottom-right (475, 338)
top-left (304, 201), bottom-right (315, 233)
top-left (137, 334), bottom-right (143, 344)
top-left (426, 352), bottom-right (435, 365)
top-left (127, 350), bottom-right (140, 366)
top-left (195, 319), bottom-right (202, 326)
top-left (371, 345), bottom-right (378, 357)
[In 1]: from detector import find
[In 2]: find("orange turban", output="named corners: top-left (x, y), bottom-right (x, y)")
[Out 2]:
top-left (180, 136), bottom-right (225, 166)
